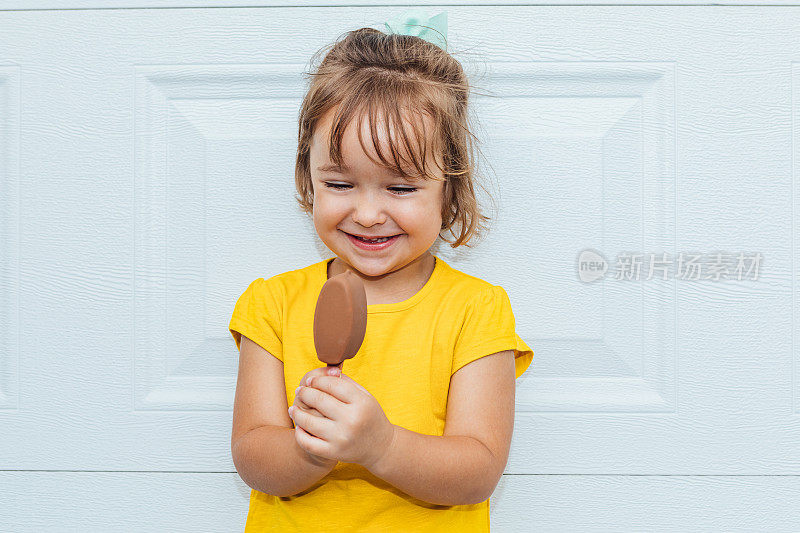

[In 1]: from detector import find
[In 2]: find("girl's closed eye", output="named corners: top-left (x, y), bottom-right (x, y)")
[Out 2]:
top-left (324, 182), bottom-right (417, 195)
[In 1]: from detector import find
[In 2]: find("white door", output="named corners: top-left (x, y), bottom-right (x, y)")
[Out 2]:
top-left (0, 3), bottom-right (797, 531)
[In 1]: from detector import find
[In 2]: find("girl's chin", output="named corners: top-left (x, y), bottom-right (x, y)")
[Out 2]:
top-left (338, 255), bottom-right (401, 275)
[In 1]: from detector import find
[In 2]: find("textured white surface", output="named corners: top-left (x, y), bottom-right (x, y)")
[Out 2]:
top-left (0, 5), bottom-right (797, 532)
top-left (2, 1), bottom-right (799, 9)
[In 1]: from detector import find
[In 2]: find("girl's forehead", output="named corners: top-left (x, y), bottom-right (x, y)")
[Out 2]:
top-left (314, 106), bottom-right (431, 144)
top-left (311, 107), bottom-right (441, 172)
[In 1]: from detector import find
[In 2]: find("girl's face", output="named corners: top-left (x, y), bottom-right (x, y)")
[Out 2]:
top-left (310, 107), bottom-right (444, 279)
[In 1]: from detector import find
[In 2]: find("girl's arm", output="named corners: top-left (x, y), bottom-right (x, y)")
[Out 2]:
top-left (364, 350), bottom-right (516, 506)
top-left (233, 425), bottom-right (336, 497)
top-left (232, 335), bottom-right (336, 496)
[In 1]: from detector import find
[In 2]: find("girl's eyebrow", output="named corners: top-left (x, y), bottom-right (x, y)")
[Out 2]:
top-left (317, 163), bottom-right (348, 173)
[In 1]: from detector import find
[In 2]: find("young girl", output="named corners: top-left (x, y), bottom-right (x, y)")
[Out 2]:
top-left (228, 11), bottom-right (533, 532)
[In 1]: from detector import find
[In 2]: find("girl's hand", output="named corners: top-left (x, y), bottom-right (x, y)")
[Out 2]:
top-left (291, 365), bottom-right (342, 467)
top-left (294, 365), bottom-right (342, 417)
top-left (289, 373), bottom-right (396, 469)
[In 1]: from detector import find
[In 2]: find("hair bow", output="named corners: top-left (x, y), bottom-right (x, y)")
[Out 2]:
top-left (384, 9), bottom-right (448, 52)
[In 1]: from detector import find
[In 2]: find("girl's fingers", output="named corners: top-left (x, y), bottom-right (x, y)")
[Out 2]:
top-left (294, 396), bottom-right (323, 417)
top-left (294, 422), bottom-right (329, 457)
top-left (306, 366), bottom-right (339, 386)
top-left (297, 382), bottom-right (345, 419)
top-left (337, 373), bottom-right (368, 394)
top-left (290, 368), bottom-right (339, 418)
top-left (300, 405), bottom-right (323, 417)
top-left (290, 404), bottom-right (332, 440)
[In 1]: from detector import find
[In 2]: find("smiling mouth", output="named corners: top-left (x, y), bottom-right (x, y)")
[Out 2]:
top-left (343, 231), bottom-right (403, 242)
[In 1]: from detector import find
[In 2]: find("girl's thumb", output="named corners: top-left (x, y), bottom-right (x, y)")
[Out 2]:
top-left (327, 365), bottom-right (341, 377)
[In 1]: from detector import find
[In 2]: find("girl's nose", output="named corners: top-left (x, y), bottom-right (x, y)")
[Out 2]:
top-left (350, 194), bottom-right (387, 226)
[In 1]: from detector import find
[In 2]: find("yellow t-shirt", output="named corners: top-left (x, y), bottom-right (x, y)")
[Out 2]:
top-left (229, 256), bottom-right (533, 533)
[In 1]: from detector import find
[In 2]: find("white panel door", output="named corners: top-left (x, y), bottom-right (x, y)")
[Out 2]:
top-left (1, 4), bottom-right (799, 532)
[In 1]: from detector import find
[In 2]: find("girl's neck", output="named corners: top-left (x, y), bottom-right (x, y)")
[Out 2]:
top-left (327, 252), bottom-right (435, 306)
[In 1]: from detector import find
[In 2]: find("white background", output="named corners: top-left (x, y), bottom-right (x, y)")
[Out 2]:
top-left (1, 2), bottom-right (798, 532)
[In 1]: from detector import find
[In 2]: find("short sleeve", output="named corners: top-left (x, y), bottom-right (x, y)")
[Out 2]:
top-left (228, 277), bottom-right (284, 361)
top-left (452, 285), bottom-right (533, 379)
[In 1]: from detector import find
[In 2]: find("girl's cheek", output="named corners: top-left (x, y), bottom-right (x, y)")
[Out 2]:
top-left (315, 194), bottom-right (343, 210)
top-left (328, 198), bottom-right (353, 213)
top-left (396, 202), bottom-right (425, 219)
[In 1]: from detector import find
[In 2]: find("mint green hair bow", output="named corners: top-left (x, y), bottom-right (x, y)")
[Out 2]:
top-left (384, 9), bottom-right (448, 52)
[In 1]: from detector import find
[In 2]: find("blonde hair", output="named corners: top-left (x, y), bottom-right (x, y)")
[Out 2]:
top-left (294, 26), bottom-right (494, 248)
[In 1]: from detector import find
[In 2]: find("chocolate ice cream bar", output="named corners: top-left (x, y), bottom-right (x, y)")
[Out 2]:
top-left (313, 268), bottom-right (367, 370)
